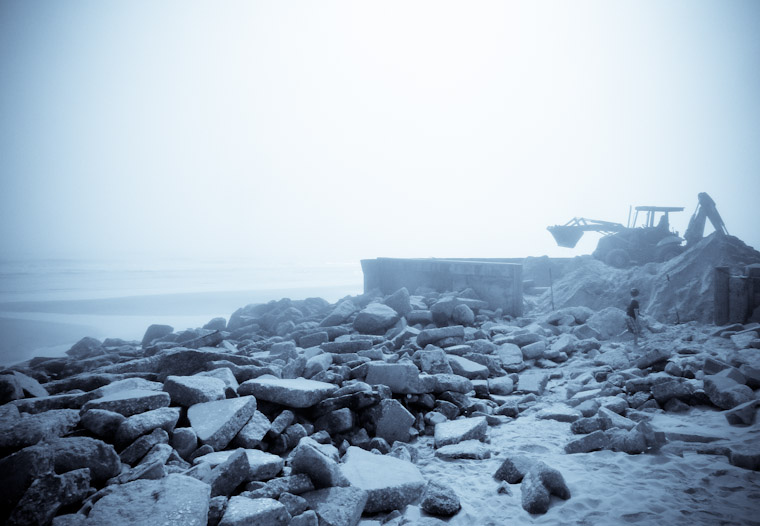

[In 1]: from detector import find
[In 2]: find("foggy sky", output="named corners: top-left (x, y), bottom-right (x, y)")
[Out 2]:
top-left (1, 1), bottom-right (759, 265)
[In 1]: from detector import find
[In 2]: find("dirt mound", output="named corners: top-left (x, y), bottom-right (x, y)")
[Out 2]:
top-left (536, 234), bottom-right (760, 323)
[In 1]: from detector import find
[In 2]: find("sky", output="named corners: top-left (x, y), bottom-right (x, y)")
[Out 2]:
top-left (1, 0), bottom-right (759, 266)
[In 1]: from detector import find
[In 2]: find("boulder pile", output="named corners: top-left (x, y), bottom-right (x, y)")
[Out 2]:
top-left (1, 281), bottom-right (759, 525)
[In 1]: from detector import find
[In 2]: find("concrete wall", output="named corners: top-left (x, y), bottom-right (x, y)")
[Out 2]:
top-left (361, 258), bottom-right (523, 316)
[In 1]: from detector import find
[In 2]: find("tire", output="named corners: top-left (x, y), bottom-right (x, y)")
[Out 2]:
top-left (605, 248), bottom-right (630, 268)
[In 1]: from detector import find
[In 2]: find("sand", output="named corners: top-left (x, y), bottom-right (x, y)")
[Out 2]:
top-left (392, 408), bottom-right (760, 526)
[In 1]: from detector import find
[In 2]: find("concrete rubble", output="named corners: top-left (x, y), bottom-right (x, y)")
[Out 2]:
top-left (1, 235), bottom-right (759, 524)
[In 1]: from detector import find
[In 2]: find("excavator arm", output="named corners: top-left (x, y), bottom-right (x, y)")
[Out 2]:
top-left (684, 192), bottom-right (728, 247)
top-left (547, 218), bottom-right (626, 248)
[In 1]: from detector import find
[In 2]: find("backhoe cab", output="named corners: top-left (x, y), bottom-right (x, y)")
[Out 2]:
top-left (547, 192), bottom-right (726, 268)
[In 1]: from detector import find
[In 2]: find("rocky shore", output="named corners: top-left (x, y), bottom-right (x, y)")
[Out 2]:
top-left (2, 245), bottom-right (760, 525)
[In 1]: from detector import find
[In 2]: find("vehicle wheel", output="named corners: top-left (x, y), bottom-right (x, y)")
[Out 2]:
top-left (605, 248), bottom-right (630, 268)
top-left (656, 244), bottom-right (684, 262)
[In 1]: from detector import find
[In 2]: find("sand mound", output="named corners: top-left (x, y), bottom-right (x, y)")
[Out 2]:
top-left (537, 234), bottom-right (760, 323)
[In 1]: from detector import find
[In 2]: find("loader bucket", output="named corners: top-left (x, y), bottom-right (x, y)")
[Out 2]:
top-left (547, 226), bottom-right (584, 248)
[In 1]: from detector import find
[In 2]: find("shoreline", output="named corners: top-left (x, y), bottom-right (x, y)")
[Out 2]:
top-left (0, 284), bottom-right (361, 367)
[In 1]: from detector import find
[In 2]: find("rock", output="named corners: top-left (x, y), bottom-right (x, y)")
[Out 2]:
top-left (729, 448), bottom-right (760, 471)
top-left (488, 376), bottom-right (514, 395)
top-left (517, 372), bottom-right (549, 395)
top-left (434, 440), bottom-right (491, 460)
top-left (564, 430), bottom-right (610, 454)
top-left (420, 480), bottom-right (460, 516)
top-left (300, 331), bottom-right (330, 348)
top-left (384, 287), bottom-right (412, 316)
top-left (571, 324), bottom-right (602, 340)
top-left (7, 468), bottom-right (90, 526)
top-left (198, 449), bottom-right (284, 482)
top-left (172, 427), bottom-right (198, 459)
top-left (651, 379), bottom-right (696, 405)
top-left (80, 409), bottom-right (126, 439)
top-left (520, 462), bottom-right (571, 514)
top-left (120, 428), bottom-right (169, 465)
top-left (81, 389), bottom-right (171, 417)
top-left (636, 348), bottom-right (671, 369)
top-left (417, 326), bottom-right (465, 348)
top-left (550, 334), bottom-right (577, 356)
top-left (9, 371), bottom-right (49, 398)
top-left (353, 303), bottom-right (399, 334)
top-left (218, 496), bottom-right (289, 526)
top-left (320, 300), bottom-right (358, 327)
top-left (365, 362), bottom-right (427, 394)
top-left (704, 375), bottom-right (755, 410)
top-left (434, 416), bottom-right (488, 448)
top-left (339, 447), bottom-right (425, 513)
top-left (607, 427), bottom-right (647, 454)
top-left (432, 374), bottom-right (473, 394)
top-left (368, 399), bottom-right (415, 444)
top-left (494, 455), bottom-right (536, 483)
top-left (290, 437), bottom-right (348, 488)
top-left (0, 373), bottom-right (23, 403)
top-left (164, 375), bottom-right (227, 406)
top-left (0, 409), bottom-right (80, 452)
top-left (536, 404), bottom-right (582, 423)
top-left (587, 307), bottom-right (627, 340)
top-left (279, 492), bottom-right (308, 516)
top-left (447, 355), bottom-right (489, 380)
top-left (142, 324), bottom-right (174, 346)
top-left (115, 407), bottom-right (181, 446)
top-left (496, 343), bottom-right (525, 372)
top-left (452, 304), bottom-right (475, 326)
top-left (289, 510), bottom-right (318, 526)
top-left (85, 474), bottom-right (210, 526)
top-left (188, 396), bottom-right (257, 450)
top-left (521, 341), bottom-right (546, 360)
top-left (201, 449), bottom-right (250, 497)
top-left (301, 486), bottom-right (368, 526)
top-left (597, 407), bottom-right (636, 431)
top-left (239, 379), bottom-right (337, 408)
top-left (66, 337), bottom-right (104, 359)
top-left (304, 353), bottom-right (333, 378)
top-left (412, 348), bottom-right (453, 375)
top-left (725, 400), bottom-right (760, 426)
top-left (233, 411), bottom-right (271, 448)
top-left (0, 444), bottom-right (55, 521)
top-left (38, 436), bottom-right (120, 483)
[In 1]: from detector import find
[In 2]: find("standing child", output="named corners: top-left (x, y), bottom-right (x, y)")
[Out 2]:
top-left (626, 288), bottom-right (642, 347)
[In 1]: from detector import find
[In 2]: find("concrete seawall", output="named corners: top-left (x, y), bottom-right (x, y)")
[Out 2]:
top-left (360, 258), bottom-right (523, 316)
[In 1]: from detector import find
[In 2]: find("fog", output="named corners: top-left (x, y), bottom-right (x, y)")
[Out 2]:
top-left (1, 0), bottom-right (759, 266)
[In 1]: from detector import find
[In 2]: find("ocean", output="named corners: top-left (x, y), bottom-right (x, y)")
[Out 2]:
top-left (0, 258), bottom-right (364, 366)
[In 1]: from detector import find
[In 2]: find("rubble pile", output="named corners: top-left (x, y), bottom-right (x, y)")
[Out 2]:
top-left (538, 234), bottom-right (760, 324)
top-left (1, 282), bottom-right (759, 525)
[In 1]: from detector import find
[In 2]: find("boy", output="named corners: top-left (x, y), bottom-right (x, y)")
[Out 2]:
top-left (626, 288), bottom-right (642, 347)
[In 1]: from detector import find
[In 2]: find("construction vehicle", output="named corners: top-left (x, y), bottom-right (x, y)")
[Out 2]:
top-left (548, 192), bottom-right (727, 268)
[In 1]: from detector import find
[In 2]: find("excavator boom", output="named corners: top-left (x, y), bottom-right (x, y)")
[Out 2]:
top-left (547, 218), bottom-right (626, 248)
top-left (684, 192), bottom-right (728, 246)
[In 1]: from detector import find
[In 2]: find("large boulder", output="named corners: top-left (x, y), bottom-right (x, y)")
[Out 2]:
top-left (0, 409), bottom-right (80, 452)
top-left (239, 379), bottom-right (337, 408)
top-left (434, 417), bottom-right (488, 448)
top-left (85, 474), bottom-right (210, 526)
top-left (447, 355), bottom-right (489, 380)
top-left (520, 462), bottom-right (571, 514)
top-left (81, 389), bottom-right (170, 417)
top-left (164, 375), bottom-right (227, 406)
top-left (368, 399), bottom-right (415, 444)
top-left (339, 447), bottom-right (425, 513)
top-left (7, 468), bottom-right (90, 526)
top-left (586, 307), bottom-right (628, 340)
top-left (218, 496), bottom-right (289, 526)
top-left (115, 407), bottom-right (181, 446)
top-left (194, 449), bottom-right (284, 482)
top-left (365, 362), bottom-right (428, 394)
top-left (142, 324), bottom-right (174, 346)
top-left (301, 486), bottom-right (368, 526)
top-left (353, 303), bottom-right (400, 334)
top-left (420, 480), bottom-right (461, 516)
top-left (384, 287), bottom-right (412, 316)
top-left (188, 396), bottom-right (257, 450)
top-left (320, 300), bottom-right (358, 327)
top-left (290, 437), bottom-right (348, 488)
top-left (66, 337), bottom-right (104, 359)
top-left (704, 375), bottom-right (755, 410)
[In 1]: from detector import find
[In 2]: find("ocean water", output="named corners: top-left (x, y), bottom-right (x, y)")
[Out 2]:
top-left (0, 258), bottom-right (364, 366)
